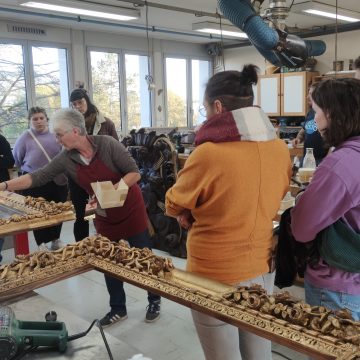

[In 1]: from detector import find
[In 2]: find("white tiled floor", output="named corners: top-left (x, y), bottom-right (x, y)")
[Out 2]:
top-left (1, 221), bottom-right (306, 360)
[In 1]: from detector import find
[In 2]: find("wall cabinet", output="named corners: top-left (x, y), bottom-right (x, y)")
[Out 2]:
top-left (257, 71), bottom-right (319, 116)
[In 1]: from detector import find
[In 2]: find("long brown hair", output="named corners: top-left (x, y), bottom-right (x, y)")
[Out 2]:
top-left (311, 78), bottom-right (360, 147)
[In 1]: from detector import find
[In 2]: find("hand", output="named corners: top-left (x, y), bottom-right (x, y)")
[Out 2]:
top-left (176, 209), bottom-right (194, 230)
top-left (87, 195), bottom-right (97, 208)
top-left (292, 138), bottom-right (301, 147)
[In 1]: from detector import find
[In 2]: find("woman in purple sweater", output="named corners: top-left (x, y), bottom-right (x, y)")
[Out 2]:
top-left (291, 78), bottom-right (360, 320)
top-left (12, 107), bottom-right (68, 251)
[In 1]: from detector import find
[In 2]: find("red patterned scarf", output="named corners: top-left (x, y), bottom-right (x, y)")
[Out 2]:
top-left (195, 106), bottom-right (277, 146)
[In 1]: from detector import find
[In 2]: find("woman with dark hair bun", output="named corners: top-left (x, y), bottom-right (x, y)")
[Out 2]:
top-left (292, 78), bottom-right (360, 321)
top-left (166, 64), bottom-right (291, 360)
top-left (69, 88), bottom-right (119, 241)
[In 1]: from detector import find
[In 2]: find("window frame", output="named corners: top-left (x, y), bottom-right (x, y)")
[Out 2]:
top-left (87, 46), bottom-right (154, 135)
top-left (0, 38), bottom-right (72, 142)
top-left (163, 53), bottom-right (212, 128)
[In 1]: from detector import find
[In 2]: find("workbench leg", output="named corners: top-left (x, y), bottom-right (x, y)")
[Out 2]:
top-left (14, 232), bottom-right (30, 256)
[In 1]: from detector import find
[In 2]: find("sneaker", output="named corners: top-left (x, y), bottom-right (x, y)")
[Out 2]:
top-left (145, 301), bottom-right (161, 323)
top-left (51, 239), bottom-right (63, 251)
top-left (99, 311), bottom-right (128, 328)
top-left (38, 244), bottom-right (49, 252)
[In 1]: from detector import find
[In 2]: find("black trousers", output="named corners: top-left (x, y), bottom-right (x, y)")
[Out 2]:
top-left (68, 177), bottom-right (89, 241)
top-left (21, 181), bottom-right (68, 246)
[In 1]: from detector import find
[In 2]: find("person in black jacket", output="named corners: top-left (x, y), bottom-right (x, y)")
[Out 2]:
top-left (0, 134), bottom-right (15, 262)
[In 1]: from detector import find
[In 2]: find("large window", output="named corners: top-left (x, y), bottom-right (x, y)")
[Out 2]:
top-left (89, 51), bottom-right (121, 130)
top-left (165, 56), bottom-right (211, 128)
top-left (0, 42), bottom-right (70, 142)
top-left (89, 49), bottom-right (152, 133)
top-left (0, 44), bottom-right (28, 139)
top-left (125, 54), bottom-right (152, 130)
top-left (32, 46), bottom-right (69, 113)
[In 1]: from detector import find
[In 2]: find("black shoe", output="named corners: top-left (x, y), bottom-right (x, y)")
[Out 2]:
top-left (145, 301), bottom-right (161, 323)
top-left (99, 311), bottom-right (128, 328)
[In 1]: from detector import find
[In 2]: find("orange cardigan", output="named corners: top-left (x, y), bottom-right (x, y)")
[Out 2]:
top-left (166, 140), bottom-right (291, 285)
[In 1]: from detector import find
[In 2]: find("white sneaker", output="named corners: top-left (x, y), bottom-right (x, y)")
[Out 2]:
top-left (51, 239), bottom-right (63, 251)
top-left (38, 244), bottom-right (49, 252)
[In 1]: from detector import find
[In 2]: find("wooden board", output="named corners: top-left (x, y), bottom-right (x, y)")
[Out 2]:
top-left (0, 191), bottom-right (75, 237)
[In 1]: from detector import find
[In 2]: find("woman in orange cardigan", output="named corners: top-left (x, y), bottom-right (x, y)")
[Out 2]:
top-left (165, 65), bottom-right (291, 360)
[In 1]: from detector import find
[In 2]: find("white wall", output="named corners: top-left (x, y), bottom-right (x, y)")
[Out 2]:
top-left (223, 29), bottom-right (360, 75)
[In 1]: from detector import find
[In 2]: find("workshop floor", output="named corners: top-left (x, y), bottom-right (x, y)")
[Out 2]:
top-left (1, 221), bottom-right (306, 360)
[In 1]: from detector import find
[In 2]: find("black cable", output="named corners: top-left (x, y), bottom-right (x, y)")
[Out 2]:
top-left (217, 9), bottom-right (226, 71)
top-left (289, 0), bottom-right (295, 11)
top-left (144, 0), bottom-right (154, 125)
top-left (271, 350), bottom-right (294, 360)
top-left (11, 346), bottom-right (38, 360)
top-left (67, 319), bottom-right (113, 360)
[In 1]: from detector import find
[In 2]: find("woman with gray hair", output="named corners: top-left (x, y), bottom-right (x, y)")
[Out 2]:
top-left (1, 108), bottom-right (161, 326)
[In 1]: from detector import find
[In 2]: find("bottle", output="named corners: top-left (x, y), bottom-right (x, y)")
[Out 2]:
top-left (303, 148), bottom-right (316, 169)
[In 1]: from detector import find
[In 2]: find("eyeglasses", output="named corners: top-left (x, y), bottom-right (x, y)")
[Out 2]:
top-left (54, 129), bottom-right (72, 139)
top-left (198, 105), bottom-right (208, 117)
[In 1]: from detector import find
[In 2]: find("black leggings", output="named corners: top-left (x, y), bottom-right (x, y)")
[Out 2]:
top-left (21, 181), bottom-right (68, 246)
top-left (68, 177), bottom-right (89, 241)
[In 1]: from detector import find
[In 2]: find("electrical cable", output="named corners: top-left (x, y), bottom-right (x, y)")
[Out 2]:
top-left (11, 346), bottom-right (38, 360)
top-left (67, 319), bottom-right (114, 360)
top-left (271, 350), bottom-right (294, 360)
top-left (288, 0), bottom-right (295, 11)
top-left (144, 0), bottom-right (154, 125)
top-left (334, 0), bottom-right (338, 73)
top-left (217, 8), bottom-right (226, 71)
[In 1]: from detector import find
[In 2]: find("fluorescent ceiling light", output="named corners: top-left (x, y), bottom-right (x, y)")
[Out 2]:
top-left (192, 22), bottom-right (248, 39)
top-left (19, 0), bottom-right (140, 21)
top-left (292, 1), bottom-right (360, 23)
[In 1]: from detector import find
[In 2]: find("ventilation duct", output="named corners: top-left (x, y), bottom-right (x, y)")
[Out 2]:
top-left (218, 0), bottom-right (326, 68)
top-left (7, 23), bottom-right (47, 35)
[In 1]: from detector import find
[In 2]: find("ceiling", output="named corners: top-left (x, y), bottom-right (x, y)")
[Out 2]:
top-left (0, 0), bottom-right (360, 44)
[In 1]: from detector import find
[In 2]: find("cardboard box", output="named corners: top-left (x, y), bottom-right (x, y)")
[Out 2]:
top-left (90, 179), bottom-right (128, 209)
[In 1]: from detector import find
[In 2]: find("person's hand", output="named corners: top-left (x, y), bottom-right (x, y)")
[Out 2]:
top-left (87, 195), bottom-right (97, 209)
top-left (176, 209), bottom-right (194, 230)
top-left (292, 138), bottom-right (301, 147)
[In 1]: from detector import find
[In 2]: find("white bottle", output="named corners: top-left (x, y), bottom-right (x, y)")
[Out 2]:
top-left (303, 148), bottom-right (316, 169)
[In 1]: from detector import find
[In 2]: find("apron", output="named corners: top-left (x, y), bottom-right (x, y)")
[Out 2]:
top-left (76, 157), bottom-right (147, 241)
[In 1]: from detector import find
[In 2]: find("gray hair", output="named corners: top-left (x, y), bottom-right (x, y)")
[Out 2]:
top-left (51, 108), bottom-right (86, 135)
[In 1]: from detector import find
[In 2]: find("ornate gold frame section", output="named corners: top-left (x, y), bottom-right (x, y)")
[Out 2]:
top-left (0, 237), bottom-right (359, 360)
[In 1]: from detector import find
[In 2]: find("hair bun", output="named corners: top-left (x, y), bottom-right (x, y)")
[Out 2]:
top-left (241, 64), bottom-right (259, 85)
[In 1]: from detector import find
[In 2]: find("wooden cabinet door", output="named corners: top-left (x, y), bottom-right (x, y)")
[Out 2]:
top-left (257, 74), bottom-right (280, 116)
top-left (281, 72), bottom-right (307, 116)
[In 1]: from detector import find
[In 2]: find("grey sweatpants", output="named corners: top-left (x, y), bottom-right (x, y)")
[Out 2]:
top-left (191, 272), bottom-right (275, 360)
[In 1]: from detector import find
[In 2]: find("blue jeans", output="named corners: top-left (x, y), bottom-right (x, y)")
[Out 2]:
top-left (305, 281), bottom-right (360, 321)
top-left (0, 238), bottom-right (3, 263)
top-left (104, 229), bottom-right (161, 314)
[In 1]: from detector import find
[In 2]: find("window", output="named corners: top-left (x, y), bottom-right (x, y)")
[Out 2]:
top-left (89, 51), bottom-right (121, 130)
top-left (0, 42), bottom-right (70, 142)
top-left (165, 58), bottom-right (187, 128)
top-left (125, 54), bottom-right (152, 130)
top-left (32, 46), bottom-right (69, 114)
top-left (165, 56), bottom-right (211, 128)
top-left (191, 59), bottom-right (209, 126)
top-left (89, 49), bottom-right (153, 133)
top-left (0, 44), bottom-right (28, 139)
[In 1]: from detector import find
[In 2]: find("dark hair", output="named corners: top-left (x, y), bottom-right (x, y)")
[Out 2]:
top-left (311, 78), bottom-right (360, 147)
top-left (69, 88), bottom-right (98, 117)
top-left (204, 64), bottom-right (259, 111)
top-left (28, 106), bottom-right (48, 121)
top-left (355, 56), bottom-right (360, 70)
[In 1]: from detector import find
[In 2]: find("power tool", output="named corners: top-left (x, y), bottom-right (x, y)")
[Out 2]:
top-left (0, 306), bottom-right (67, 360)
